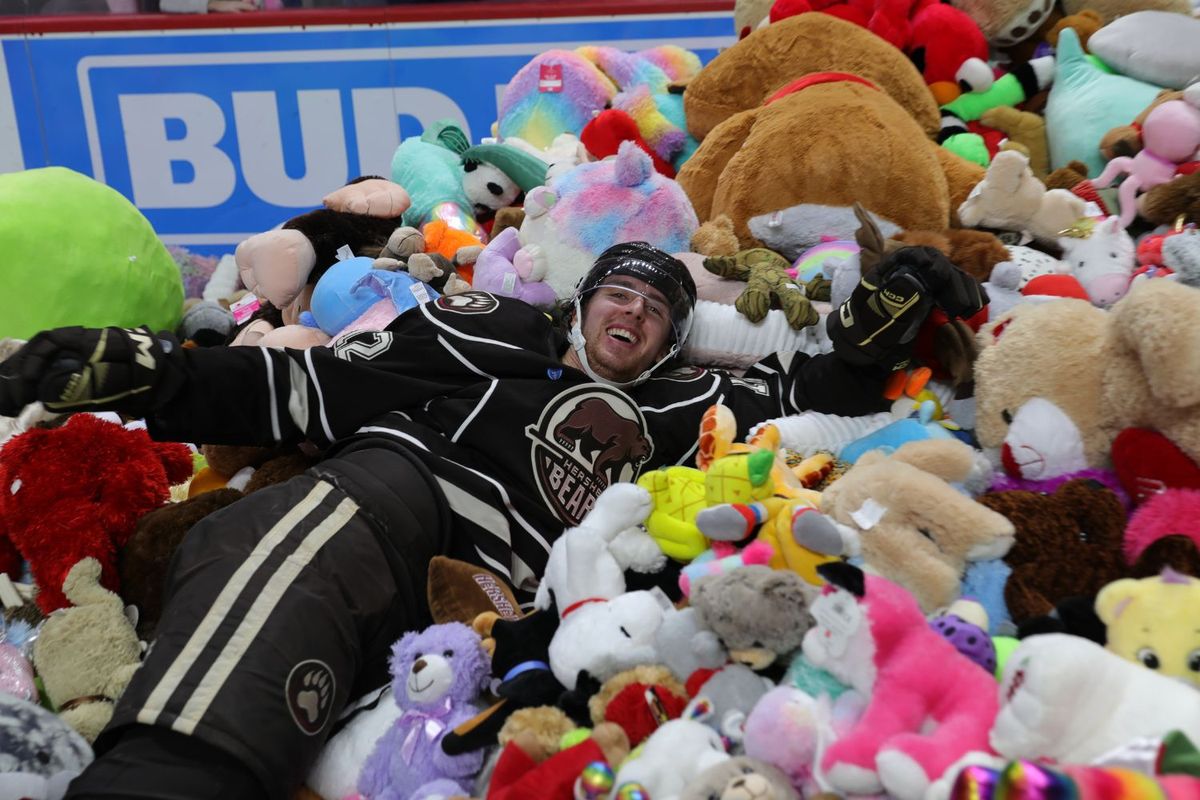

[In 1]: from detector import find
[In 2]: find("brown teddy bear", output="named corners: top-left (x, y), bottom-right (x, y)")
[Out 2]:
top-left (973, 281), bottom-right (1200, 473)
top-left (678, 15), bottom-right (985, 253)
top-left (980, 479), bottom-right (1128, 624)
top-left (820, 439), bottom-right (1016, 613)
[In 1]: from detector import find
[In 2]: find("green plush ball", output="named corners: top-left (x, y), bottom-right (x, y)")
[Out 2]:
top-left (0, 167), bottom-right (183, 340)
top-left (992, 636), bottom-right (1021, 680)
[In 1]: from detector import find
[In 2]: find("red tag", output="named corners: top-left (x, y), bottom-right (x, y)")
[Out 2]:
top-left (539, 63), bottom-right (563, 93)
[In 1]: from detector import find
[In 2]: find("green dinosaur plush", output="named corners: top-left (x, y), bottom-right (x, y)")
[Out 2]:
top-left (704, 248), bottom-right (820, 329)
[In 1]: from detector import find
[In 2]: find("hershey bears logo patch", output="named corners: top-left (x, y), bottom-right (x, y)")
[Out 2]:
top-left (525, 385), bottom-right (654, 526)
top-left (436, 292), bottom-right (499, 314)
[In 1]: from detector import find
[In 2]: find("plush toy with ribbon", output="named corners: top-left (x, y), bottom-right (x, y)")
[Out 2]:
top-left (356, 622), bottom-right (492, 800)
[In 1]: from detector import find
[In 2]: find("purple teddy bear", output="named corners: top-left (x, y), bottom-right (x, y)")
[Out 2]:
top-left (357, 622), bottom-right (492, 800)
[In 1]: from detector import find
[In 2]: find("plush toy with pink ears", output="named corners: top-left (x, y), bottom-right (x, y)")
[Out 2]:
top-left (802, 562), bottom-right (1000, 800)
top-left (1094, 100), bottom-right (1200, 228)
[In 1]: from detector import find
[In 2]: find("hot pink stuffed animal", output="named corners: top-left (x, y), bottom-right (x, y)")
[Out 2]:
top-left (1094, 100), bottom-right (1200, 228)
top-left (802, 563), bottom-right (1000, 800)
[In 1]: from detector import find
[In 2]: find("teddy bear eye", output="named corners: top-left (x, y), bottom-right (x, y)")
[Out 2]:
top-left (443, 649), bottom-right (454, 658)
top-left (1188, 649), bottom-right (1200, 673)
top-left (1137, 647), bottom-right (1161, 669)
top-left (1001, 410), bottom-right (1013, 425)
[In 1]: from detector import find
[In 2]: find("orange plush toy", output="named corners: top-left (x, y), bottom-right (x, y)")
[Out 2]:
top-left (0, 414), bottom-right (193, 613)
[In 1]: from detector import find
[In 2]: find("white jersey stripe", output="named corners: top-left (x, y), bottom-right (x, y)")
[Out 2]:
top-left (420, 301), bottom-right (522, 350)
top-left (172, 496), bottom-right (360, 735)
top-left (437, 479), bottom-right (512, 548)
top-left (641, 374), bottom-right (722, 413)
top-left (438, 335), bottom-right (496, 379)
top-left (261, 348), bottom-right (281, 442)
top-left (304, 347), bottom-right (335, 444)
top-left (287, 358), bottom-right (311, 435)
top-left (451, 379), bottom-right (497, 443)
top-left (136, 482), bottom-right (334, 726)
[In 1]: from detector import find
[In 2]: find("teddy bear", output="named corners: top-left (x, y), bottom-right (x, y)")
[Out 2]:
top-left (0, 413), bottom-right (193, 614)
top-left (356, 622), bottom-right (492, 800)
top-left (979, 479), bottom-right (1128, 625)
top-left (818, 439), bottom-right (1015, 613)
top-left (973, 280), bottom-right (1200, 496)
top-left (689, 565), bottom-right (815, 674)
top-left (587, 664), bottom-right (690, 747)
top-left (532, 481), bottom-right (673, 692)
top-left (679, 16), bottom-right (986, 256)
top-left (958, 150), bottom-right (1087, 244)
top-left (1095, 568), bottom-right (1200, 687)
top-left (803, 563), bottom-right (1000, 800)
top-left (31, 558), bottom-right (143, 743)
top-left (473, 140), bottom-right (699, 305)
top-left (0, 692), bottom-right (93, 798)
top-left (991, 633), bottom-right (1200, 765)
top-left (681, 756), bottom-right (801, 800)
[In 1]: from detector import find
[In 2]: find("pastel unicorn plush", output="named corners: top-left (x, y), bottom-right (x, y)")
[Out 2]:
top-left (1094, 100), bottom-right (1200, 228)
top-left (473, 141), bottom-right (699, 305)
top-left (1058, 216), bottom-right (1136, 308)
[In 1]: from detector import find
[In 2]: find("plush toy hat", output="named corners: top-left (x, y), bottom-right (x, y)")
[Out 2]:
top-left (460, 143), bottom-right (550, 193)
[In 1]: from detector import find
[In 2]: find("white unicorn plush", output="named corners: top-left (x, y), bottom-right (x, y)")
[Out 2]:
top-left (1058, 216), bottom-right (1135, 308)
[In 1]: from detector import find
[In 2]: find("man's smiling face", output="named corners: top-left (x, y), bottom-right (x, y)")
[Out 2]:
top-left (565, 276), bottom-right (675, 384)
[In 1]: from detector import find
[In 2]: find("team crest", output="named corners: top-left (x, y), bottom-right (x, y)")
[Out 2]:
top-left (285, 659), bottom-right (336, 736)
top-left (436, 292), bottom-right (499, 314)
top-left (526, 386), bottom-right (654, 526)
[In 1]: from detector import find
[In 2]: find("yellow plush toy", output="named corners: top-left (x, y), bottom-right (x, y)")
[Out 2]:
top-left (1095, 568), bottom-right (1200, 688)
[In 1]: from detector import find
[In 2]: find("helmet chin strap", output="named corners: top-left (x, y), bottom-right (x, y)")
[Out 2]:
top-left (567, 298), bottom-right (678, 389)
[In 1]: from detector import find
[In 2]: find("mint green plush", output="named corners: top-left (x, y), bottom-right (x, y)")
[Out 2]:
top-left (0, 167), bottom-right (183, 341)
top-left (1044, 28), bottom-right (1164, 178)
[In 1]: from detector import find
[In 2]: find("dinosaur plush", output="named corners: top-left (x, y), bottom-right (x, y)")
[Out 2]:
top-left (704, 249), bottom-right (821, 329)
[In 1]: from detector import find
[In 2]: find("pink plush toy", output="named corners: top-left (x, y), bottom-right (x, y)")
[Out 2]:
top-left (1094, 100), bottom-right (1200, 228)
top-left (802, 563), bottom-right (1000, 800)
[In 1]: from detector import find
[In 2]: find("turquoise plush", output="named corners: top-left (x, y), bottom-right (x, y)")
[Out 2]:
top-left (1045, 28), bottom-right (1164, 177)
top-left (0, 167), bottom-right (182, 341)
top-left (391, 121), bottom-right (476, 232)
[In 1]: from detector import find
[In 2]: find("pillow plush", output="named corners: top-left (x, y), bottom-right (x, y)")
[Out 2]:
top-left (1089, 11), bottom-right (1200, 90)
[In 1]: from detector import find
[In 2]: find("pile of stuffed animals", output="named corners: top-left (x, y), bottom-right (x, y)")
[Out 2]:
top-left (5, 0), bottom-right (1200, 797)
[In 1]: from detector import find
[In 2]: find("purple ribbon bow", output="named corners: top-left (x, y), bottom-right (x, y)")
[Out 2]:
top-left (399, 696), bottom-right (454, 764)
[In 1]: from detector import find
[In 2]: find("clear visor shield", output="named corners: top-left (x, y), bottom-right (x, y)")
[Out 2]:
top-left (579, 279), bottom-right (694, 348)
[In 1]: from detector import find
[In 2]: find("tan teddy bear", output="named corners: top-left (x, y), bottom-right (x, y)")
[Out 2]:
top-left (973, 280), bottom-right (1200, 471)
top-left (32, 557), bottom-right (143, 743)
top-left (819, 439), bottom-right (1016, 613)
top-left (958, 149), bottom-right (1087, 244)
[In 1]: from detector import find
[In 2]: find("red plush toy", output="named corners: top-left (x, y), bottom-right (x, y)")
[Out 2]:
top-left (0, 414), bottom-right (193, 613)
top-left (580, 109), bottom-right (676, 178)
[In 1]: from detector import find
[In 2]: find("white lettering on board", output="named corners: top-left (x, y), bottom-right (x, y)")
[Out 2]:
top-left (233, 89), bottom-right (348, 207)
top-left (119, 92), bottom-right (236, 208)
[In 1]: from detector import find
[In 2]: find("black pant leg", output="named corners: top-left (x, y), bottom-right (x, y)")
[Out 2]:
top-left (66, 446), bottom-right (445, 800)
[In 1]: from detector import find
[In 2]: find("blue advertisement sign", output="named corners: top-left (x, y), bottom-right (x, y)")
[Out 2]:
top-left (0, 13), bottom-right (731, 251)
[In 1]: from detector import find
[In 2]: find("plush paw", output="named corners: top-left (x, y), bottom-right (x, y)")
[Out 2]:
top-left (323, 178), bottom-right (411, 218)
top-left (792, 508), bottom-right (844, 556)
top-left (609, 527), bottom-right (668, 573)
top-left (514, 244), bottom-right (549, 281)
top-left (587, 482), bottom-right (653, 535)
top-left (824, 761), bottom-right (882, 795)
top-left (876, 749), bottom-right (932, 800)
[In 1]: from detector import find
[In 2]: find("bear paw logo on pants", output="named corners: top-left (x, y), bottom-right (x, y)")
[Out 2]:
top-left (285, 659), bottom-right (336, 735)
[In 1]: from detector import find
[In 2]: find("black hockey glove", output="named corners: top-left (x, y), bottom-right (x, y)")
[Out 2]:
top-left (827, 246), bottom-right (987, 371)
top-left (0, 326), bottom-right (176, 417)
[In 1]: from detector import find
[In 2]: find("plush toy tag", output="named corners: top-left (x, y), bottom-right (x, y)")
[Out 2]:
top-left (849, 498), bottom-right (888, 530)
top-left (501, 272), bottom-right (517, 294)
top-left (0, 574), bottom-right (22, 610)
top-left (409, 282), bottom-right (431, 304)
top-left (812, 590), bottom-right (863, 658)
top-left (335, 244), bottom-right (354, 261)
top-left (229, 292), bottom-right (261, 325)
top-left (539, 64), bottom-right (563, 93)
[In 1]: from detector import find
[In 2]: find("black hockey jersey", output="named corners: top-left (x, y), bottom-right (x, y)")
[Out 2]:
top-left (147, 292), bottom-right (888, 596)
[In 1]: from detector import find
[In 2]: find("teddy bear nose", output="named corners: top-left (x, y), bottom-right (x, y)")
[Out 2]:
top-left (413, 658), bottom-right (427, 674)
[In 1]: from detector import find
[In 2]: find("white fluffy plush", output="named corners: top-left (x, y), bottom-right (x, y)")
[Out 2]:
top-left (614, 718), bottom-right (731, 800)
top-left (991, 634), bottom-right (1200, 763)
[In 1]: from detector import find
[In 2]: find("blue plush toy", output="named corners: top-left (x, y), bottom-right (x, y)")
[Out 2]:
top-left (838, 401), bottom-right (958, 464)
top-left (357, 622), bottom-right (492, 800)
top-left (299, 256), bottom-right (439, 336)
